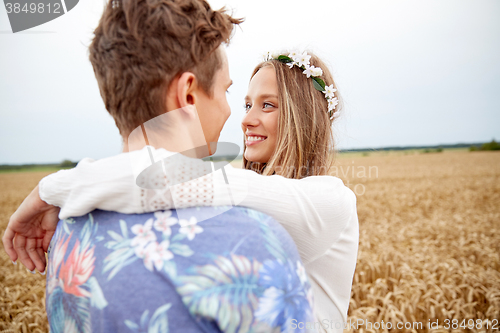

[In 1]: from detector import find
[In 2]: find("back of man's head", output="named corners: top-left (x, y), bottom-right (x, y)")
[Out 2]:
top-left (89, 0), bottom-right (242, 137)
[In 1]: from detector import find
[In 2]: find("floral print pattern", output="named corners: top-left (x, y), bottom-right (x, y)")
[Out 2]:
top-left (46, 207), bottom-right (314, 332)
top-left (46, 215), bottom-right (107, 333)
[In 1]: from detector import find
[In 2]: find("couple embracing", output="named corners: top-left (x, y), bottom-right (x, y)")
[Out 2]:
top-left (3, 0), bottom-right (359, 332)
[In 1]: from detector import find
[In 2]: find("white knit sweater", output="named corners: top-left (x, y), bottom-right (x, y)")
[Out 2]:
top-left (39, 146), bottom-right (359, 332)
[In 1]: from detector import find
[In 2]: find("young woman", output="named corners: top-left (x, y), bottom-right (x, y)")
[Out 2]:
top-left (34, 51), bottom-right (358, 331)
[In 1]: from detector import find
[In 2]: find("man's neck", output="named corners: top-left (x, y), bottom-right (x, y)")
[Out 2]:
top-left (121, 107), bottom-right (212, 158)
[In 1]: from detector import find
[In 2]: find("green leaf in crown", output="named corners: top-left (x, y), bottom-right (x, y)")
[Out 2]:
top-left (277, 55), bottom-right (293, 63)
top-left (312, 76), bottom-right (326, 92)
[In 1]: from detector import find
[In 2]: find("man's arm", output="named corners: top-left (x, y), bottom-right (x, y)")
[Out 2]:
top-left (2, 185), bottom-right (60, 273)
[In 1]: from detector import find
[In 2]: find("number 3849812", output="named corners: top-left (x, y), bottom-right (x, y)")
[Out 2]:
top-left (5, 2), bottom-right (62, 14)
top-left (444, 318), bottom-right (498, 330)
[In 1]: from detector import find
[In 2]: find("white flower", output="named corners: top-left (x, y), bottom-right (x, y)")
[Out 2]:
top-left (153, 211), bottom-right (178, 236)
top-left (131, 218), bottom-right (156, 247)
top-left (311, 66), bottom-right (323, 77)
top-left (296, 51), bottom-right (311, 68)
top-left (302, 65), bottom-right (314, 78)
top-left (288, 51), bottom-right (300, 62)
top-left (296, 261), bottom-right (308, 285)
top-left (331, 110), bottom-right (341, 119)
top-left (262, 51), bottom-right (270, 61)
top-left (179, 216), bottom-right (203, 240)
top-left (134, 244), bottom-right (148, 259)
top-left (269, 51), bottom-right (281, 59)
top-left (286, 62), bottom-right (296, 69)
top-left (323, 84), bottom-right (337, 99)
top-left (142, 240), bottom-right (173, 271)
top-left (328, 97), bottom-right (339, 111)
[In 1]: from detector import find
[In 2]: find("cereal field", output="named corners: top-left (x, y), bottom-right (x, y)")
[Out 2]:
top-left (0, 150), bottom-right (499, 332)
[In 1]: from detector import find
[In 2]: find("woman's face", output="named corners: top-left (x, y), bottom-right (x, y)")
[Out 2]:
top-left (241, 66), bottom-right (279, 164)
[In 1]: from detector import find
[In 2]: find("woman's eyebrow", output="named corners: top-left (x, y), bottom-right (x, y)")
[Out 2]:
top-left (245, 93), bottom-right (278, 101)
top-left (259, 94), bottom-right (278, 99)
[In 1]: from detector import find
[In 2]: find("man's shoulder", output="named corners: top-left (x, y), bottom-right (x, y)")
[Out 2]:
top-left (83, 206), bottom-right (298, 256)
top-left (60, 206), bottom-right (298, 259)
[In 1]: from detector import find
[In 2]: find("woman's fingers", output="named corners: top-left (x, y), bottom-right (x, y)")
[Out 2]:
top-left (43, 230), bottom-right (55, 253)
top-left (36, 247), bottom-right (46, 273)
top-left (14, 234), bottom-right (35, 272)
top-left (41, 205), bottom-right (59, 252)
top-left (2, 227), bottom-right (18, 263)
top-left (26, 237), bottom-right (45, 272)
top-left (36, 237), bottom-right (46, 272)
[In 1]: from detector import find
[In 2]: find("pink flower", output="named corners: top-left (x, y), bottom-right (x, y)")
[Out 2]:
top-left (131, 218), bottom-right (156, 247)
top-left (179, 217), bottom-right (203, 241)
top-left (58, 239), bottom-right (95, 297)
top-left (142, 241), bottom-right (173, 271)
top-left (47, 232), bottom-right (72, 294)
top-left (134, 244), bottom-right (147, 259)
top-left (50, 232), bottom-right (72, 277)
top-left (153, 211), bottom-right (178, 236)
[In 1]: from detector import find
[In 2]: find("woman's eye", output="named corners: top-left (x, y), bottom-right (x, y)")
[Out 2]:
top-left (244, 103), bottom-right (251, 112)
top-left (263, 102), bottom-right (274, 109)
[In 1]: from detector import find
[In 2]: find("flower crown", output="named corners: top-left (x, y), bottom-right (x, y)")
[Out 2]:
top-left (263, 51), bottom-right (339, 120)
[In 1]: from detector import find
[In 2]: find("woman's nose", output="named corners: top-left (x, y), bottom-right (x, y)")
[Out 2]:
top-left (241, 107), bottom-right (259, 128)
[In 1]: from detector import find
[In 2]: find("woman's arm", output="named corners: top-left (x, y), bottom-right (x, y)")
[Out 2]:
top-left (40, 148), bottom-right (356, 264)
top-left (212, 166), bottom-right (356, 264)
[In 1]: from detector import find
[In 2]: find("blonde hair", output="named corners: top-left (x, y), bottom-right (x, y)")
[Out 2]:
top-left (243, 51), bottom-right (342, 179)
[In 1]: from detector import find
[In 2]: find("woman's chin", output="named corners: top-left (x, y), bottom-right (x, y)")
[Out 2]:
top-left (244, 150), bottom-right (267, 164)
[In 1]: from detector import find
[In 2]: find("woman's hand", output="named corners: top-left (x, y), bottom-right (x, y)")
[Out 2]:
top-left (2, 185), bottom-right (60, 273)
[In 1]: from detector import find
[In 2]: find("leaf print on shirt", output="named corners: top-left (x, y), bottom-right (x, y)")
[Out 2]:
top-left (124, 303), bottom-right (172, 333)
top-left (103, 219), bottom-right (139, 281)
top-left (175, 254), bottom-right (263, 333)
top-left (47, 214), bottom-right (108, 333)
top-left (255, 259), bottom-right (313, 332)
top-left (258, 219), bottom-right (288, 264)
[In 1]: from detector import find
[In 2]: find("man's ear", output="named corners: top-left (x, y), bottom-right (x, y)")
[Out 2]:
top-left (174, 72), bottom-right (199, 119)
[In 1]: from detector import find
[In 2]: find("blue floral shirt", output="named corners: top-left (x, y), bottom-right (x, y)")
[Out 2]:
top-left (46, 206), bottom-right (315, 333)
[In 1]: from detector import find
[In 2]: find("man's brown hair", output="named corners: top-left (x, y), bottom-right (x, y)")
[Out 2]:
top-left (89, 0), bottom-right (242, 137)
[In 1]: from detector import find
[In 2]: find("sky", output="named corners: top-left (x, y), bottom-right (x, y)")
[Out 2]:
top-left (0, 0), bottom-right (499, 164)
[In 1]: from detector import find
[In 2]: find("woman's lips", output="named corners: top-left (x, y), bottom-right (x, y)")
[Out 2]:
top-left (245, 135), bottom-right (267, 146)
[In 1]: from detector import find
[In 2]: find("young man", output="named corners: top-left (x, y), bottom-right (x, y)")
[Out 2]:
top-left (2, 0), bottom-right (314, 331)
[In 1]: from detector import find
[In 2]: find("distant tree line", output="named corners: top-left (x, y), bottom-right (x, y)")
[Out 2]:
top-left (469, 140), bottom-right (500, 151)
top-left (0, 159), bottom-right (77, 172)
top-left (340, 140), bottom-right (497, 153)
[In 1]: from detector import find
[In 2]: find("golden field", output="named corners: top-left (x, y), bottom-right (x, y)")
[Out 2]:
top-left (1, 150), bottom-right (499, 332)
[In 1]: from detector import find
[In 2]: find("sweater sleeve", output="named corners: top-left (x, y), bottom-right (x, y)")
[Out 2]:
top-left (212, 165), bottom-right (356, 264)
top-left (39, 156), bottom-right (144, 220)
top-left (39, 149), bottom-right (355, 264)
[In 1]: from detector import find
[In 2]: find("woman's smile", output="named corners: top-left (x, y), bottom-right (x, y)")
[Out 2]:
top-left (245, 133), bottom-right (268, 146)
